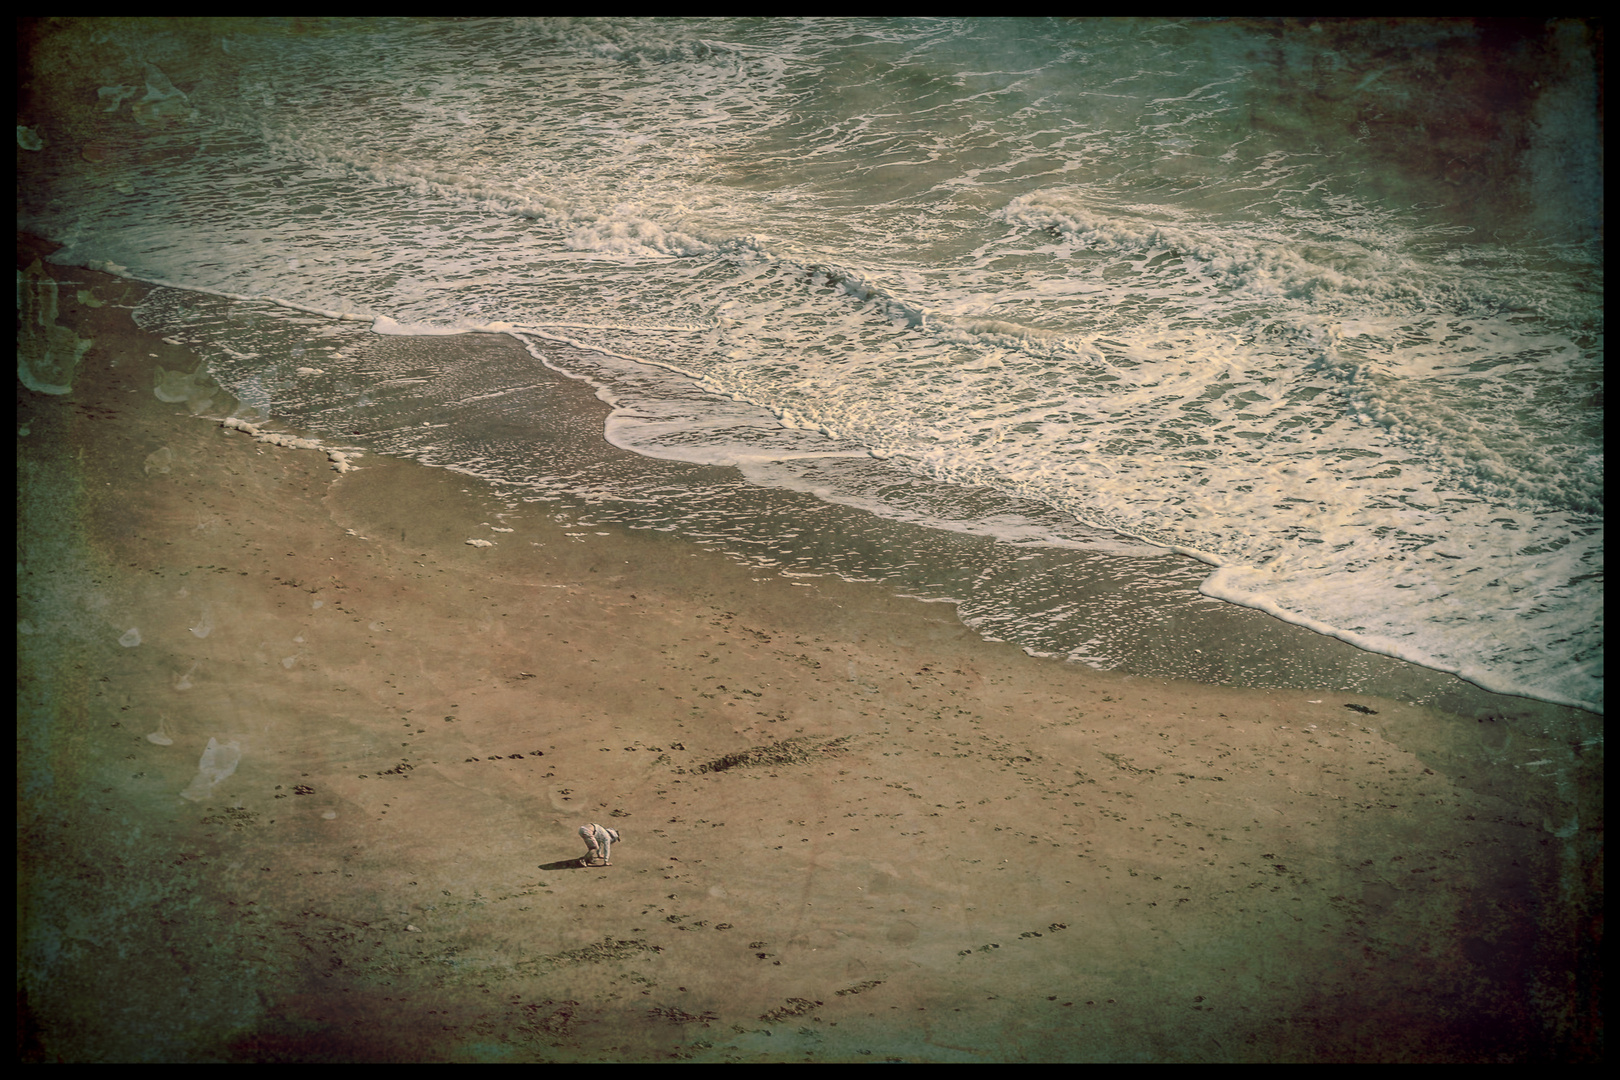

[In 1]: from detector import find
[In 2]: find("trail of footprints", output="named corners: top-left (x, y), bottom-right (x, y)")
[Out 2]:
top-left (958, 921), bottom-right (1069, 956)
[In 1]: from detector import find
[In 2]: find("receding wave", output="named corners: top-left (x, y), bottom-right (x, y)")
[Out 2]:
top-left (19, 15), bottom-right (1600, 713)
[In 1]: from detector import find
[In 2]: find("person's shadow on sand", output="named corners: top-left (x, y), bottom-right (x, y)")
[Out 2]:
top-left (538, 859), bottom-right (596, 870)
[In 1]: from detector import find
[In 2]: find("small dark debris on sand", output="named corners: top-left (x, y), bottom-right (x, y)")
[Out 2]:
top-left (759, 997), bottom-right (822, 1022)
top-left (541, 938), bottom-right (664, 966)
top-left (694, 735), bottom-right (855, 774)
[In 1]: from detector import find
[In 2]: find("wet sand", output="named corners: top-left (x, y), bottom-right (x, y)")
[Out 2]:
top-left (17, 237), bottom-right (1602, 1062)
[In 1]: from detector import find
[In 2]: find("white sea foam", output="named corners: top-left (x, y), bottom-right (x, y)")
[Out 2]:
top-left (20, 17), bottom-right (1600, 712)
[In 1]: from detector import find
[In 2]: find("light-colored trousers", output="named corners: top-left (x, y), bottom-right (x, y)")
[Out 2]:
top-left (579, 823), bottom-right (617, 862)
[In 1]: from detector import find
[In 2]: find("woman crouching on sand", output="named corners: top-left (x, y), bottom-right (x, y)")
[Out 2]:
top-left (578, 823), bottom-right (620, 867)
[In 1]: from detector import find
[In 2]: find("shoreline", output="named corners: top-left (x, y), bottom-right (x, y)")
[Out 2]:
top-left (18, 236), bottom-right (1602, 1061)
top-left (29, 237), bottom-right (1598, 718)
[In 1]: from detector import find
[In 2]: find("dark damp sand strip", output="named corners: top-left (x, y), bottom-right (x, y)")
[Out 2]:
top-left (243, 309), bottom-right (1594, 726)
top-left (17, 234), bottom-right (1601, 1062)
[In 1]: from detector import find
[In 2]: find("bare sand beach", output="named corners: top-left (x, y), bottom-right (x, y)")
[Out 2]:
top-left (17, 236), bottom-right (1602, 1061)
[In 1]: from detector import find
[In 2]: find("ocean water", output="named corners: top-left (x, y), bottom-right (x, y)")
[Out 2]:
top-left (19, 17), bottom-right (1603, 712)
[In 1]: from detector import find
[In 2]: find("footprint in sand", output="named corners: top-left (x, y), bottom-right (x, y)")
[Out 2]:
top-left (179, 737), bottom-right (242, 802)
top-left (886, 920), bottom-right (919, 946)
top-left (152, 360), bottom-right (221, 413)
top-left (189, 605), bottom-right (214, 638)
top-left (143, 446), bottom-right (174, 476)
top-left (118, 628), bottom-right (141, 647)
top-left (16, 258), bottom-right (91, 394)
